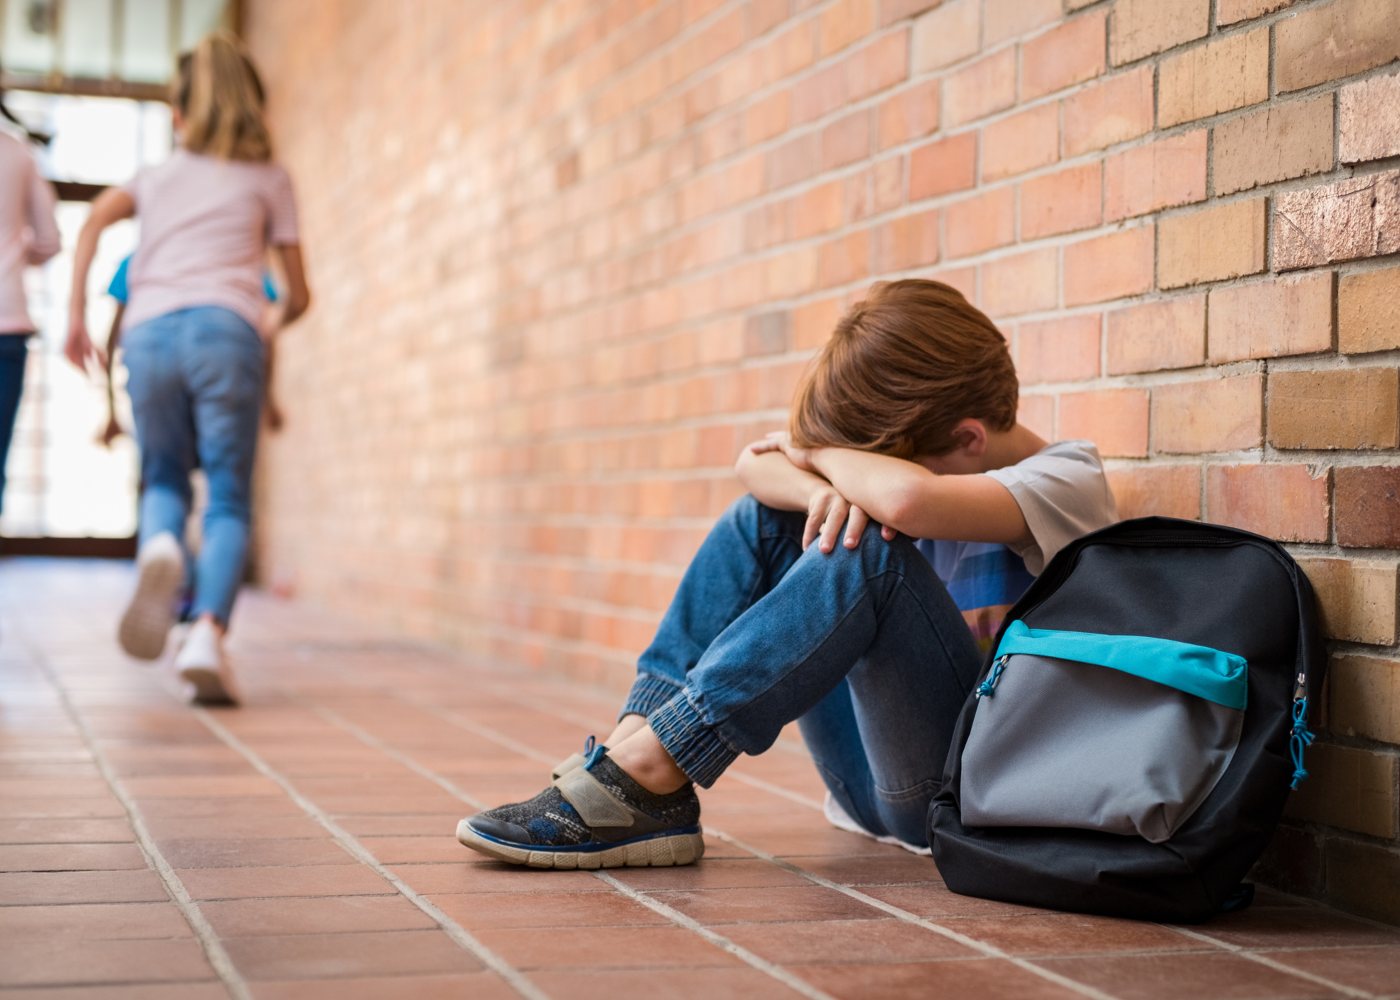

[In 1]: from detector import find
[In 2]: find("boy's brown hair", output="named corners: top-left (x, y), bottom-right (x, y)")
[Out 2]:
top-left (790, 279), bottom-right (1018, 459)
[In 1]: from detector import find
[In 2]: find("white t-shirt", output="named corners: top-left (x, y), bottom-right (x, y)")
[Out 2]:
top-left (985, 439), bottom-right (1118, 574)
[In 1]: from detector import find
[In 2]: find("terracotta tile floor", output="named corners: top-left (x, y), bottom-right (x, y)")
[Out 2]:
top-left (2, 557), bottom-right (1398, 999)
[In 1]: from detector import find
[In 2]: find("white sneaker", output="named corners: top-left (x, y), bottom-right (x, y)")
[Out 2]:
top-left (822, 791), bottom-right (931, 856)
top-left (174, 619), bottom-right (241, 705)
top-left (118, 533), bottom-right (184, 660)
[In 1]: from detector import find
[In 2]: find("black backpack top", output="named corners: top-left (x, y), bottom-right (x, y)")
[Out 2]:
top-left (928, 516), bottom-right (1326, 923)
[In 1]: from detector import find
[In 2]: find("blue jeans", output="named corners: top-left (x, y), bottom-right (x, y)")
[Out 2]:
top-left (0, 333), bottom-right (28, 514)
top-left (122, 307), bottom-right (264, 626)
top-left (623, 495), bottom-right (982, 847)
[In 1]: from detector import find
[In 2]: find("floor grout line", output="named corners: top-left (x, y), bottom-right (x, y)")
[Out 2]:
top-left (316, 686), bottom-right (850, 998)
top-left (191, 708), bottom-right (549, 1000)
top-left (595, 870), bottom-right (838, 1000)
top-left (710, 829), bottom-right (1123, 1000)
top-left (467, 677), bottom-right (1400, 999)
top-left (22, 639), bottom-right (250, 1000)
top-left (1166, 924), bottom-right (1383, 1000)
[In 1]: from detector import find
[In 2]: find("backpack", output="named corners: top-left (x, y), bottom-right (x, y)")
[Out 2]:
top-left (927, 516), bottom-right (1326, 923)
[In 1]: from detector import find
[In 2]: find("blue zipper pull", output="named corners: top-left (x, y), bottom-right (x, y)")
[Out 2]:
top-left (1289, 672), bottom-right (1315, 790)
top-left (976, 655), bottom-right (1010, 699)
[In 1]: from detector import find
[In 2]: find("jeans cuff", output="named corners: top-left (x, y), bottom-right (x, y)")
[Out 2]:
top-left (648, 692), bottom-right (738, 789)
top-left (619, 673), bottom-right (683, 721)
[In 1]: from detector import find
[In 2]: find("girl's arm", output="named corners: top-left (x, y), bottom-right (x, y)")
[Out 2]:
top-left (266, 244), bottom-right (311, 332)
top-left (98, 304), bottom-right (125, 446)
top-left (807, 447), bottom-right (1030, 546)
top-left (66, 188), bottom-right (134, 372)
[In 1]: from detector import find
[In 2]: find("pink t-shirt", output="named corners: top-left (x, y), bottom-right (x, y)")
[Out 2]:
top-left (120, 148), bottom-right (299, 330)
top-left (0, 131), bottom-right (60, 334)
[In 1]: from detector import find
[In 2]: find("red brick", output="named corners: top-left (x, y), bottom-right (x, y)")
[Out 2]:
top-left (1016, 314), bottom-right (1101, 384)
top-left (792, 296), bottom-right (845, 350)
top-left (944, 49), bottom-right (1016, 127)
top-left (983, 0), bottom-right (1060, 45)
top-left (818, 230), bottom-right (872, 288)
top-left (1339, 266), bottom-right (1400, 354)
top-left (873, 209), bottom-right (941, 272)
top-left (1103, 131), bottom-right (1208, 221)
top-left (944, 188), bottom-right (1015, 259)
top-left (1217, 0), bottom-right (1294, 24)
top-left (1268, 368), bottom-right (1400, 450)
top-left (1336, 466), bottom-right (1400, 548)
top-left (1340, 71), bottom-right (1400, 163)
top-left (979, 248), bottom-right (1058, 318)
top-left (1212, 96), bottom-right (1335, 196)
top-left (1275, 0), bottom-right (1400, 93)
top-left (846, 28), bottom-right (911, 101)
top-left (819, 0), bottom-right (876, 56)
top-left (1106, 464), bottom-right (1202, 520)
top-left (790, 181), bottom-right (844, 240)
top-left (908, 132), bottom-right (977, 201)
top-left (791, 62), bottom-right (847, 126)
top-left (1062, 67), bottom-right (1154, 156)
top-left (1020, 163), bottom-right (1103, 240)
top-left (745, 89), bottom-right (792, 143)
top-left (1106, 295), bottom-right (1206, 375)
top-left (1063, 225), bottom-right (1155, 306)
top-left (1207, 273), bottom-right (1333, 362)
top-left (981, 104), bottom-right (1059, 182)
top-left (911, 0), bottom-right (980, 72)
top-left (1059, 389), bottom-right (1150, 458)
top-left (1018, 392), bottom-right (1055, 439)
top-left (1021, 10), bottom-right (1107, 101)
top-left (821, 110), bottom-right (872, 170)
top-left (1110, 0), bottom-right (1209, 65)
top-left (1157, 27), bottom-right (1269, 127)
top-left (880, 0), bottom-right (943, 26)
top-left (877, 80), bottom-right (940, 150)
top-left (1152, 374), bottom-right (1264, 454)
top-left (1296, 557), bottom-right (1399, 644)
top-left (1206, 464), bottom-right (1331, 542)
top-left (1274, 171), bottom-right (1400, 271)
top-left (1159, 199), bottom-right (1267, 289)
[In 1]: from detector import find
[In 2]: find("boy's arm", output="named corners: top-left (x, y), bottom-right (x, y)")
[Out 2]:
top-left (735, 445), bottom-right (899, 553)
top-left (806, 447), bottom-right (1030, 546)
top-left (98, 306), bottom-right (124, 445)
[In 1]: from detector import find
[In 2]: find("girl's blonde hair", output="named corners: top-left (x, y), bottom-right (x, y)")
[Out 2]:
top-left (173, 31), bottom-right (271, 162)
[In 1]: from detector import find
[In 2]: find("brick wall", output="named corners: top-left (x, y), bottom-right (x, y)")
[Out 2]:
top-left (241, 0), bottom-right (1400, 919)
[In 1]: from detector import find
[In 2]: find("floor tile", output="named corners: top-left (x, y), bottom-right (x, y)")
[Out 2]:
top-left (1035, 951), bottom-right (1349, 999)
top-left (719, 917), bottom-right (977, 965)
top-left (0, 869), bottom-right (169, 906)
top-left (526, 966), bottom-right (811, 1000)
top-left (224, 929), bottom-right (483, 980)
top-left (0, 937), bottom-right (214, 988)
top-left (0, 901), bottom-right (193, 939)
top-left (645, 884), bottom-right (881, 924)
top-left (174, 863), bottom-right (394, 900)
top-left (248, 972), bottom-right (520, 1000)
top-left (798, 959), bottom-right (1086, 1000)
top-left (472, 924), bottom-right (743, 970)
top-left (200, 894), bottom-right (438, 936)
top-left (432, 889), bottom-right (669, 930)
top-left (935, 912), bottom-right (1202, 957)
top-left (0, 842), bottom-right (147, 872)
top-left (1264, 945), bottom-right (1400, 995)
top-left (158, 837), bottom-right (353, 869)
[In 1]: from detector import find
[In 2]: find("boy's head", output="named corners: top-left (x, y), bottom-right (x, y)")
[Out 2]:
top-left (790, 279), bottom-right (1018, 462)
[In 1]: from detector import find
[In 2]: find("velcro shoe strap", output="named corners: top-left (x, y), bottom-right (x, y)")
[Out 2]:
top-left (553, 767), bottom-right (639, 829)
top-left (550, 752), bottom-right (585, 781)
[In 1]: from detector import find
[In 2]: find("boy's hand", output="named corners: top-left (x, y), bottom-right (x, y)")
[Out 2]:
top-left (806, 484), bottom-right (898, 553)
top-left (750, 431), bottom-right (816, 472)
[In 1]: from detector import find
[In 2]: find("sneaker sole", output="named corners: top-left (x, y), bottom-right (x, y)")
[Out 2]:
top-left (455, 820), bottom-right (704, 869)
top-left (178, 666), bottom-right (238, 706)
top-left (118, 550), bottom-right (183, 660)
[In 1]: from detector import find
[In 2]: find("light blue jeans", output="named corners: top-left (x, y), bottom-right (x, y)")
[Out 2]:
top-left (122, 306), bottom-right (264, 626)
top-left (622, 495), bottom-right (982, 847)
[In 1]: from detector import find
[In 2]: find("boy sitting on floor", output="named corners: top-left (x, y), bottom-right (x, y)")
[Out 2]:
top-left (457, 279), bottom-right (1118, 867)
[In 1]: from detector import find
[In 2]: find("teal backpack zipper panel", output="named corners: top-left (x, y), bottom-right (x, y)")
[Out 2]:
top-left (991, 620), bottom-right (1249, 710)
